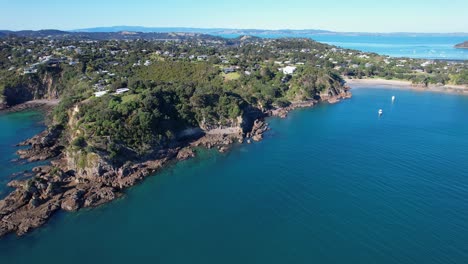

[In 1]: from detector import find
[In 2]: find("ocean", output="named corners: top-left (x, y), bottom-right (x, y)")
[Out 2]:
top-left (1, 88), bottom-right (468, 263)
top-left (0, 111), bottom-right (45, 199)
top-left (219, 34), bottom-right (468, 60)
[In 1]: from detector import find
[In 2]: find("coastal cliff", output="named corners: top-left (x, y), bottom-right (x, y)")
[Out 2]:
top-left (0, 36), bottom-right (367, 237)
top-left (0, 71), bottom-right (61, 110)
top-left (0, 82), bottom-right (350, 237)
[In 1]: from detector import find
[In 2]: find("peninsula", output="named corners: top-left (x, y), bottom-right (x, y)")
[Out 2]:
top-left (455, 41), bottom-right (468, 49)
top-left (0, 31), bottom-right (467, 237)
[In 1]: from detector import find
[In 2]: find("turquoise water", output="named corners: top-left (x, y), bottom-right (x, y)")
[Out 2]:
top-left (1, 88), bottom-right (468, 263)
top-left (219, 34), bottom-right (468, 60)
top-left (0, 111), bottom-right (45, 199)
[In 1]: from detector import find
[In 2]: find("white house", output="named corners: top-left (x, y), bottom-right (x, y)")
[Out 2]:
top-left (282, 66), bottom-right (297, 75)
top-left (94, 91), bottom-right (109, 97)
top-left (115, 88), bottom-right (130, 95)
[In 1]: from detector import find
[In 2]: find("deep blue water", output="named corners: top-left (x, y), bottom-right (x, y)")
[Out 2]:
top-left (1, 88), bottom-right (468, 263)
top-left (219, 34), bottom-right (468, 60)
top-left (0, 111), bottom-right (45, 199)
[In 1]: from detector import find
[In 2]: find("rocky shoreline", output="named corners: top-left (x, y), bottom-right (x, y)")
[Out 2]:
top-left (0, 90), bottom-right (351, 238)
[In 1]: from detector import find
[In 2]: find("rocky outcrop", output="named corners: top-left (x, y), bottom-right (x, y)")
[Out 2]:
top-left (16, 126), bottom-right (63, 162)
top-left (319, 84), bottom-right (352, 104)
top-left (247, 120), bottom-right (269, 142)
top-left (1, 71), bottom-right (60, 109)
top-left (270, 85), bottom-right (352, 119)
top-left (177, 147), bottom-right (195, 160)
top-left (0, 146), bottom-right (177, 237)
top-left (0, 83), bottom-right (352, 238)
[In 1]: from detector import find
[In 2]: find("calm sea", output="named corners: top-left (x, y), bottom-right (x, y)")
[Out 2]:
top-left (1, 88), bottom-right (468, 264)
top-left (0, 111), bottom-right (45, 199)
top-left (219, 34), bottom-right (468, 60)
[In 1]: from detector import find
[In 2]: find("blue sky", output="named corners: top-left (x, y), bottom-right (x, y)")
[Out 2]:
top-left (1, 0), bottom-right (467, 32)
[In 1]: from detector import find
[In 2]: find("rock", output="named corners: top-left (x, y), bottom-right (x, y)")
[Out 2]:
top-left (83, 187), bottom-right (118, 208)
top-left (252, 134), bottom-right (263, 142)
top-left (61, 189), bottom-right (84, 211)
top-left (218, 146), bottom-right (229, 153)
top-left (177, 147), bottom-right (195, 160)
top-left (61, 198), bottom-right (79, 211)
top-left (28, 196), bottom-right (40, 209)
top-left (16, 127), bottom-right (63, 162)
top-left (0, 194), bottom-right (62, 236)
top-left (40, 127), bottom-right (62, 147)
top-left (32, 166), bottom-right (52, 174)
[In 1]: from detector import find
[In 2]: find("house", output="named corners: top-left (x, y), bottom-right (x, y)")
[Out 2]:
top-left (115, 88), bottom-right (130, 95)
top-left (421, 61), bottom-right (434, 67)
top-left (23, 67), bottom-right (38, 74)
top-left (223, 67), bottom-right (236, 74)
top-left (282, 66), bottom-right (297, 75)
top-left (94, 91), bottom-right (109, 97)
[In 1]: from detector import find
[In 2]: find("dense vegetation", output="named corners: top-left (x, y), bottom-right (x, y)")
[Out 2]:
top-left (0, 34), bottom-right (466, 163)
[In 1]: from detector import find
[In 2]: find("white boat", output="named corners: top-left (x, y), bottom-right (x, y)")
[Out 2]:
top-left (392, 96), bottom-right (396, 103)
top-left (378, 109), bottom-right (383, 115)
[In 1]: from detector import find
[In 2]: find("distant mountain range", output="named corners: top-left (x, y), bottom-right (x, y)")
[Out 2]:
top-left (71, 26), bottom-right (468, 36)
top-left (0, 29), bottom-right (223, 41)
top-left (71, 26), bottom-right (333, 35)
top-left (1, 27), bottom-right (468, 39)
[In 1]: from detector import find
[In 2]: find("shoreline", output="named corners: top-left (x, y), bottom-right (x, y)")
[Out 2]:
top-left (0, 99), bottom-right (60, 114)
top-left (0, 90), bottom-right (352, 238)
top-left (345, 78), bottom-right (468, 94)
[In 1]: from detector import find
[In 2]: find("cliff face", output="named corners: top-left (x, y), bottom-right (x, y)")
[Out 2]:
top-left (1, 72), bottom-right (60, 108)
top-left (319, 83), bottom-right (352, 103)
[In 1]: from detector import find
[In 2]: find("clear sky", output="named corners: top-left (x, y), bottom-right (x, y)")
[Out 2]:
top-left (1, 0), bottom-right (467, 33)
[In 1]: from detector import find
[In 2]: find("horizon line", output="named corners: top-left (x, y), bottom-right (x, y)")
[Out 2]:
top-left (1, 26), bottom-right (468, 35)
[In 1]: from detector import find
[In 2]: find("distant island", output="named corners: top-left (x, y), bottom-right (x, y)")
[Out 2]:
top-left (0, 30), bottom-right (466, 238)
top-left (455, 41), bottom-right (468, 49)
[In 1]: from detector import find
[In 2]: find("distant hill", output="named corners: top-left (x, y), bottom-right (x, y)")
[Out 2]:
top-left (71, 26), bottom-right (468, 37)
top-left (0, 30), bottom-right (223, 41)
top-left (2, 27), bottom-right (468, 39)
top-left (72, 26), bottom-right (333, 35)
top-left (455, 41), bottom-right (468, 49)
top-left (0, 29), bottom-right (72, 38)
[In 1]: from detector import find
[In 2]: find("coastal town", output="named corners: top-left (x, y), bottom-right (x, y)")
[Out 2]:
top-left (1, 31), bottom-right (467, 105)
top-left (0, 31), bottom-right (467, 238)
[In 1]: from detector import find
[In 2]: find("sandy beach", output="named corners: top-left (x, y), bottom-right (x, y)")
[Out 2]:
top-left (345, 78), bottom-right (468, 94)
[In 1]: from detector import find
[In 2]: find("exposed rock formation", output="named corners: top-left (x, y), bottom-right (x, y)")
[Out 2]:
top-left (0, 84), bottom-right (352, 238)
top-left (0, 71), bottom-right (60, 109)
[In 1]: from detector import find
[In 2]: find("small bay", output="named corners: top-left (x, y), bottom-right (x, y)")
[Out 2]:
top-left (218, 34), bottom-right (468, 60)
